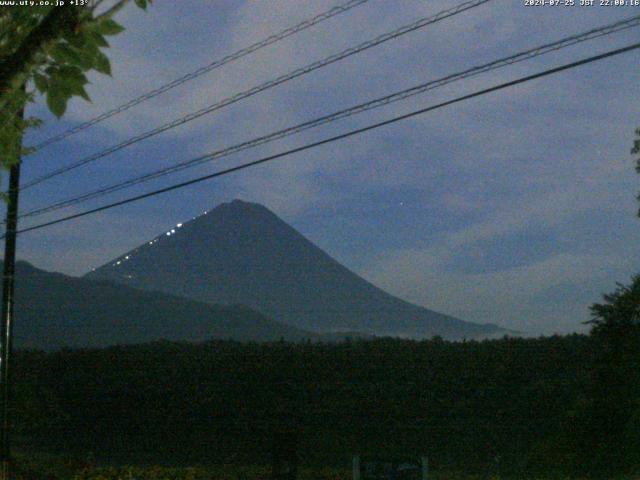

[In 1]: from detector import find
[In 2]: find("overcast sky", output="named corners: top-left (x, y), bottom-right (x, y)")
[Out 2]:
top-left (10, 0), bottom-right (640, 335)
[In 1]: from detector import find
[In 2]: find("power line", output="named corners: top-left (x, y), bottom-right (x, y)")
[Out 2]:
top-left (27, 0), bottom-right (370, 152)
top-left (9, 42), bottom-right (640, 238)
top-left (17, 14), bottom-right (640, 221)
top-left (21, 0), bottom-right (492, 190)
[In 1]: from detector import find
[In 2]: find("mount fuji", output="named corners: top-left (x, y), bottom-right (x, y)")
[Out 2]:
top-left (86, 200), bottom-right (507, 340)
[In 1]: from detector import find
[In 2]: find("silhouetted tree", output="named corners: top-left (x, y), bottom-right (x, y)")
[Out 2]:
top-left (582, 276), bottom-right (640, 474)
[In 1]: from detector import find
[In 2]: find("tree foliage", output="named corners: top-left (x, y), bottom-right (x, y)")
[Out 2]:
top-left (582, 276), bottom-right (640, 475)
top-left (0, 0), bottom-right (151, 169)
top-left (588, 275), bottom-right (640, 335)
top-left (13, 335), bottom-right (616, 477)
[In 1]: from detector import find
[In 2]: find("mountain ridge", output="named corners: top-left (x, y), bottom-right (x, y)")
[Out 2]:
top-left (86, 199), bottom-right (507, 340)
top-left (10, 260), bottom-right (322, 350)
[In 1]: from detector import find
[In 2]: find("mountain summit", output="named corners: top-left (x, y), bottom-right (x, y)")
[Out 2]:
top-left (86, 200), bottom-right (505, 339)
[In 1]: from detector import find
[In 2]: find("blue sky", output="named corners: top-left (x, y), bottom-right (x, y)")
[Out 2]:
top-left (9, 0), bottom-right (640, 335)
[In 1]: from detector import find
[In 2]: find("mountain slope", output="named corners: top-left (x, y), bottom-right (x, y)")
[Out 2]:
top-left (86, 200), bottom-right (506, 339)
top-left (11, 261), bottom-right (316, 350)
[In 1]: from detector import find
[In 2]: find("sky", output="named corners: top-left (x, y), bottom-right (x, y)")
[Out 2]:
top-left (7, 0), bottom-right (640, 335)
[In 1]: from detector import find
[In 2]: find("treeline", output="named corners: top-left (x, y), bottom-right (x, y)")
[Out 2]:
top-left (11, 330), bottom-right (639, 477)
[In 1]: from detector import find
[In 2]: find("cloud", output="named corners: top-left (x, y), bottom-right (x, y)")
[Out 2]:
top-left (361, 247), bottom-right (632, 334)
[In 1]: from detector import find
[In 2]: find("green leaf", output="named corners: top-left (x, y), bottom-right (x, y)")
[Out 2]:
top-left (57, 65), bottom-right (86, 83)
top-left (61, 71), bottom-right (90, 102)
top-left (33, 72), bottom-right (48, 93)
top-left (94, 50), bottom-right (111, 76)
top-left (134, 0), bottom-right (148, 10)
top-left (88, 31), bottom-right (109, 48)
top-left (51, 43), bottom-right (81, 65)
top-left (95, 18), bottom-right (125, 36)
top-left (74, 39), bottom-right (100, 69)
top-left (77, 48), bottom-right (97, 70)
top-left (46, 90), bottom-right (67, 118)
top-left (48, 66), bottom-right (87, 101)
top-left (75, 85), bottom-right (91, 102)
top-left (61, 72), bottom-right (89, 99)
top-left (66, 32), bottom-right (85, 49)
top-left (48, 74), bottom-right (72, 99)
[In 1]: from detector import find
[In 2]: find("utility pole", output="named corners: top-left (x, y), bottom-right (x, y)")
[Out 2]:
top-left (0, 106), bottom-right (23, 480)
